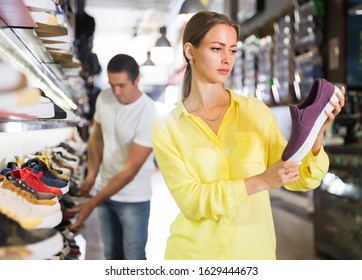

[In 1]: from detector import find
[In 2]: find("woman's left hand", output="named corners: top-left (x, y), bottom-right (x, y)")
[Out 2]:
top-left (312, 86), bottom-right (346, 155)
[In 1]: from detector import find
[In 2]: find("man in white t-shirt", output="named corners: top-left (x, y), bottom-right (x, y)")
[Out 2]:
top-left (69, 54), bottom-right (158, 260)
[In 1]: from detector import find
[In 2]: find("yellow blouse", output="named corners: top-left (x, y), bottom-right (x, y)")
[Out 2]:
top-left (152, 89), bottom-right (329, 260)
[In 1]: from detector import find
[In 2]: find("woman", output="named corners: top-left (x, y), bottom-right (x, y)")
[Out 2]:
top-left (151, 11), bottom-right (344, 259)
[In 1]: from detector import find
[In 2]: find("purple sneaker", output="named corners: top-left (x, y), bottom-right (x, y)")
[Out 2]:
top-left (282, 78), bottom-right (342, 162)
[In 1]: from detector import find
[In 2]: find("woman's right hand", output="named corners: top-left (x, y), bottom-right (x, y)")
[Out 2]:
top-left (260, 160), bottom-right (301, 190)
top-left (245, 160), bottom-right (301, 195)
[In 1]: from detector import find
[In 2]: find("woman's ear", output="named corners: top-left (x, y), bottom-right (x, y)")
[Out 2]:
top-left (184, 42), bottom-right (194, 60)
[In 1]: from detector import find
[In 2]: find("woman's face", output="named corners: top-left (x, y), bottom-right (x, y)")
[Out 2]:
top-left (191, 24), bottom-right (238, 84)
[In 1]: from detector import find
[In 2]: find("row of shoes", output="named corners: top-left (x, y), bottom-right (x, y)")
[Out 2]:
top-left (0, 61), bottom-right (80, 122)
top-left (0, 137), bottom-right (88, 260)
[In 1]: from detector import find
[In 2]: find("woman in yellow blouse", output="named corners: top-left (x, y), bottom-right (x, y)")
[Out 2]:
top-left (151, 11), bottom-right (345, 259)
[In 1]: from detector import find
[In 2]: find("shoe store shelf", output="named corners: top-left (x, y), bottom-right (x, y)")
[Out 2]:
top-left (0, 120), bottom-right (71, 133)
top-left (0, 27), bottom-right (77, 112)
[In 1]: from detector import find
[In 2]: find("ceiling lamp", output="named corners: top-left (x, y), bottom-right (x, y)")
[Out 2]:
top-left (179, 0), bottom-right (208, 14)
top-left (155, 26), bottom-right (171, 47)
top-left (152, 26), bottom-right (174, 64)
top-left (143, 51), bottom-right (155, 66)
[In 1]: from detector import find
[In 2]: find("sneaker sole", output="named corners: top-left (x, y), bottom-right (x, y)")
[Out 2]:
top-left (25, 231), bottom-right (64, 260)
top-left (286, 86), bottom-right (342, 162)
top-left (59, 183), bottom-right (69, 194)
top-left (35, 209), bottom-right (63, 229)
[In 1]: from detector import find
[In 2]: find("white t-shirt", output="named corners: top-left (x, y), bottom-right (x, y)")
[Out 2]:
top-left (93, 88), bottom-right (158, 202)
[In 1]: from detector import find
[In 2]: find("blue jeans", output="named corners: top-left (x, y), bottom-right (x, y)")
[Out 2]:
top-left (97, 200), bottom-right (150, 260)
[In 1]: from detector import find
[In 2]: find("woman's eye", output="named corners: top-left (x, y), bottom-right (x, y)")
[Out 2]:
top-left (211, 48), bottom-right (222, 52)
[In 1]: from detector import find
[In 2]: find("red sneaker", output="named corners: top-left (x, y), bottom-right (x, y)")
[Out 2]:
top-left (9, 168), bottom-right (62, 199)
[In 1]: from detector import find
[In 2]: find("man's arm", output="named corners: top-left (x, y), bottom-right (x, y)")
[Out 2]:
top-left (80, 121), bottom-right (103, 197)
top-left (89, 142), bottom-right (153, 206)
top-left (70, 141), bottom-right (153, 230)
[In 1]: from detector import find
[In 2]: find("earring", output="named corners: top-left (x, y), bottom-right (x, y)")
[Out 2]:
top-left (189, 58), bottom-right (193, 64)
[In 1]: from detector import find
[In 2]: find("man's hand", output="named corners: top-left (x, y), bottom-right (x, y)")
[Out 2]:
top-left (68, 200), bottom-right (95, 232)
top-left (80, 176), bottom-right (95, 198)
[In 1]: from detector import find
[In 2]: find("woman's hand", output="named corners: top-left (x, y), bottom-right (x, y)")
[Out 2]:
top-left (245, 160), bottom-right (301, 195)
top-left (312, 86), bottom-right (346, 155)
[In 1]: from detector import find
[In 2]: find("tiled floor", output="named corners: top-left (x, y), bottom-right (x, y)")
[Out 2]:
top-left (82, 169), bottom-right (328, 260)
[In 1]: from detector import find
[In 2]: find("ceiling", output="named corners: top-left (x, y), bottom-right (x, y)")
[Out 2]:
top-left (84, 0), bottom-right (189, 34)
top-left (82, 0), bottom-right (226, 67)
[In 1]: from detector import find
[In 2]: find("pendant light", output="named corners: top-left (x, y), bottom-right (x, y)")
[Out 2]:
top-left (152, 26), bottom-right (174, 64)
top-left (179, 0), bottom-right (208, 14)
top-left (143, 51), bottom-right (155, 66)
top-left (155, 26), bottom-right (171, 47)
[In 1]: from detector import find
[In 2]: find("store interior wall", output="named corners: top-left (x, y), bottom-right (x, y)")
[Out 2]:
top-left (238, 0), bottom-right (295, 38)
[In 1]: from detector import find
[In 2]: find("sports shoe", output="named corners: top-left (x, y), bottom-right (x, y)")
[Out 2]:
top-left (1, 94), bottom-right (55, 119)
top-left (50, 153), bottom-right (75, 174)
top-left (0, 175), bottom-right (58, 208)
top-left (0, 212), bottom-right (63, 260)
top-left (282, 78), bottom-right (342, 161)
top-left (21, 158), bottom-right (69, 193)
top-left (0, 181), bottom-right (62, 228)
top-left (3, 172), bottom-right (57, 201)
top-left (7, 167), bottom-right (63, 199)
top-left (33, 154), bottom-right (69, 181)
top-left (0, 206), bottom-right (43, 230)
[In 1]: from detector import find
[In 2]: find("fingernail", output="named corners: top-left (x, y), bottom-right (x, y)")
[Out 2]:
top-left (297, 161), bottom-right (302, 165)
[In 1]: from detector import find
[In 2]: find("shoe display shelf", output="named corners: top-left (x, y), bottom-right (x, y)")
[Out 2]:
top-left (256, 35), bottom-right (274, 106)
top-left (0, 2), bottom-right (86, 145)
top-left (271, 14), bottom-right (296, 105)
top-left (293, 0), bottom-right (325, 101)
top-left (314, 144), bottom-right (362, 260)
top-left (242, 35), bottom-right (258, 98)
top-left (0, 0), bottom-right (85, 123)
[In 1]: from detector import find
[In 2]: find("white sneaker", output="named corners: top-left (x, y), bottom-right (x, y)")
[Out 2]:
top-left (0, 185), bottom-right (62, 228)
top-left (4, 96), bottom-right (56, 119)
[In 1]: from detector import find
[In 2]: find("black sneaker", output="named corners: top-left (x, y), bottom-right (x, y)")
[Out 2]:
top-left (0, 211), bottom-right (63, 260)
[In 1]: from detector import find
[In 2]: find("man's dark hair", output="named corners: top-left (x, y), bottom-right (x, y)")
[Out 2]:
top-left (107, 54), bottom-right (139, 83)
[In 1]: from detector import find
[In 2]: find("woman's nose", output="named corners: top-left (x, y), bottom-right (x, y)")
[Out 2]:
top-left (222, 51), bottom-right (232, 64)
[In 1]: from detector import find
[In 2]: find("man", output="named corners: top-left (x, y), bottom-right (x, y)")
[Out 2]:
top-left (69, 54), bottom-right (158, 260)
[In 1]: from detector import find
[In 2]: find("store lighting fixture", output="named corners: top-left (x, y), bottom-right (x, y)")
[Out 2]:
top-left (143, 51), bottom-right (155, 66)
top-left (155, 26), bottom-right (171, 47)
top-left (179, 0), bottom-right (208, 14)
top-left (152, 26), bottom-right (174, 64)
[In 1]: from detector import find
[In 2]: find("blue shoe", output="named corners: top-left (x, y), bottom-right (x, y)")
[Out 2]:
top-left (21, 158), bottom-right (69, 194)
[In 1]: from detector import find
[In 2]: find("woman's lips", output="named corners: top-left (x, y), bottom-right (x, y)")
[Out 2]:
top-left (217, 69), bottom-right (229, 75)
